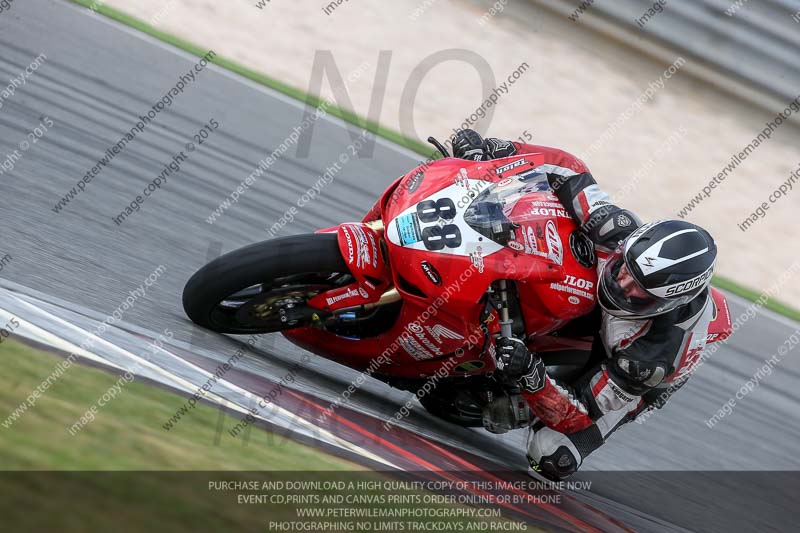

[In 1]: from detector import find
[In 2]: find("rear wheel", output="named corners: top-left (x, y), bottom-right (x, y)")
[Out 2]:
top-left (182, 234), bottom-right (351, 334)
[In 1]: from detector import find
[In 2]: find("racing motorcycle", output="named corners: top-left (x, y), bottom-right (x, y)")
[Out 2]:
top-left (183, 138), bottom-right (733, 428)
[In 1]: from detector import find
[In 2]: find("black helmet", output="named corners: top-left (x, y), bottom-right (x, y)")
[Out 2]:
top-left (598, 220), bottom-right (717, 318)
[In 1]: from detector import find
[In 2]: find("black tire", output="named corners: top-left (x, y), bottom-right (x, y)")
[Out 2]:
top-left (418, 391), bottom-right (484, 427)
top-left (182, 233), bottom-right (349, 334)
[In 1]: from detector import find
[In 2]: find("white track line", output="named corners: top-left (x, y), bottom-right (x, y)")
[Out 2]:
top-left (1, 291), bottom-right (398, 469)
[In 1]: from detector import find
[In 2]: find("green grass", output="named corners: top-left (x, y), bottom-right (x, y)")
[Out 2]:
top-left (69, 0), bottom-right (800, 322)
top-left (0, 339), bottom-right (359, 531)
top-left (712, 275), bottom-right (800, 321)
top-left (0, 340), bottom-right (537, 532)
top-left (0, 339), bottom-right (359, 470)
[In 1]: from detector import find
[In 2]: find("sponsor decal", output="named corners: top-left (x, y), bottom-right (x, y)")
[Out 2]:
top-left (617, 214), bottom-right (632, 227)
top-left (400, 336), bottom-right (435, 361)
top-left (675, 346), bottom-right (704, 379)
top-left (518, 224), bottom-right (552, 261)
top-left (408, 322), bottom-right (423, 334)
top-left (545, 220), bottom-right (563, 265)
top-left (495, 159), bottom-right (526, 175)
top-left (358, 287), bottom-right (369, 298)
top-left (497, 177), bottom-right (514, 188)
top-left (564, 275), bottom-right (594, 290)
top-left (470, 246), bottom-right (485, 273)
top-left (426, 324), bottom-right (464, 343)
top-left (407, 322), bottom-right (443, 356)
top-left (532, 200), bottom-right (564, 209)
top-left (352, 225), bottom-right (372, 269)
top-left (367, 230), bottom-right (379, 268)
top-left (395, 213), bottom-right (422, 246)
top-left (343, 226), bottom-right (355, 264)
top-left (582, 184), bottom-right (611, 211)
top-left (608, 380), bottom-right (635, 403)
top-left (568, 296), bottom-right (580, 305)
top-left (663, 267), bottom-right (713, 297)
top-left (507, 240), bottom-right (524, 252)
top-left (550, 283), bottom-right (593, 300)
top-left (530, 207), bottom-right (571, 219)
top-left (325, 287), bottom-right (363, 306)
top-left (522, 225), bottom-right (539, 255)
top-left (551, 275), bottom-right (595, 300)
top-left (455, 168), bottom-right (470, 189)
top-left (407, 170), bottom-right (424, 193)
top-left (455, 360), bottom-right (485, 373)
top-left (420, 261), bottom-right (442, 285)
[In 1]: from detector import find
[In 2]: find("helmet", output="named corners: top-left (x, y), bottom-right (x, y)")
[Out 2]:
top-left (598, 220), bottom-right (717, 318)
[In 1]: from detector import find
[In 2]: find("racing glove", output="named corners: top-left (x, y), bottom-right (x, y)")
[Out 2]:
top-left (452, 129), bottom-right (488, 161)
top-left (494, 337), bottom-right (546, 393)
top-left (452, 129), bottom-right (519, 161)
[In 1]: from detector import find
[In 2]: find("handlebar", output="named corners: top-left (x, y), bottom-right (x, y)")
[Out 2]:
top-left (427, 136), bottom-right (451, 158)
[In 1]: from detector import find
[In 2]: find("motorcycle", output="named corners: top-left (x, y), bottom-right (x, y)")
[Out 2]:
top-left (183, 138), bottom-right (733, 428)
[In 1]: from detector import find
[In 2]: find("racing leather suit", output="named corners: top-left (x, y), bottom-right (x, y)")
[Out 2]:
top-left (478, 136), bottom-right (715, 479)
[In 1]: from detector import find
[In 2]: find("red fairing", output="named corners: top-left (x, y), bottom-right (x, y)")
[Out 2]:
top-left (307, 224), bottom-right (390, 312)
top-left (284, 154), bottom-right (599, 379)
top-left (504, 191), bottom-right (598, 336)
top-left (512, 142), bottom-right (591, 175)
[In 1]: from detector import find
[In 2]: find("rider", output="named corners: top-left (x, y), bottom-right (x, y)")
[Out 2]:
top-left (451, 129), bottom-right (718, 480)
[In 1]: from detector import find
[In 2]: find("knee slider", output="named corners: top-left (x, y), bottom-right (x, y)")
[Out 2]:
top-left (529, 446), bottom-right (579, 480)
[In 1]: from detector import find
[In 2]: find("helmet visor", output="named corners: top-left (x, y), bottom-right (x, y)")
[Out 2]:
top-left (600, 247), bottom-right (684, 316)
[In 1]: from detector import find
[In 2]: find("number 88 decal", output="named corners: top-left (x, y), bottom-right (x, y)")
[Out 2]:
top-left (417, 198), bottom-right (455, 223)
top-left (416, 198), bottom-right (462, 251)
top-left (422, 225), bottom-right (462, 251)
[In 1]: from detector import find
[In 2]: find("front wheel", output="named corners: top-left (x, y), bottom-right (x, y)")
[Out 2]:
top-left (182, 234), bottom-right (352, 334)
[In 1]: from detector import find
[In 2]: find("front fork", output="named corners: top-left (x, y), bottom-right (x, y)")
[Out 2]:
top-left (496, 279), bottom-right (514, 339)
top-left (482, 279), bottom-right (535, 433)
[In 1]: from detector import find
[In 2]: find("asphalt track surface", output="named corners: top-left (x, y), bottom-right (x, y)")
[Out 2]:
top-left (1, 1), bottom-right (798, 531)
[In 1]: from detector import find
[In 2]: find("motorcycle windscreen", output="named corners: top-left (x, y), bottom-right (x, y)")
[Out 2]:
top-left (462, 169), bottom-right (551, 246)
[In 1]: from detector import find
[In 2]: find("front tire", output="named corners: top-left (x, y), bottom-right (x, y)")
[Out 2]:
top-left (182, 233), bottom-right (349, 334)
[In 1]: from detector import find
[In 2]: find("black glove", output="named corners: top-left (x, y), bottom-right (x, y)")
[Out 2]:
top-left (494, 337), bottom-right (532, 378)
top-left (485, 137), bottom-right (518, 159)
top-left (494, 338), bottom-right (546, 393)
top-left (452, 129), bottom-right (488, 161)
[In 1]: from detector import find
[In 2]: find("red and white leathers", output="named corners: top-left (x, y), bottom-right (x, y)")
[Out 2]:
top-left (485, 140), bottom-right (714, 478)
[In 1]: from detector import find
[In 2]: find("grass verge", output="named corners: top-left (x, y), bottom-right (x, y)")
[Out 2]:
top-left (0, 339), bottom-right (359, 469)
top-left (69, 0), bottom-right (800, 322)
top-left (0, 340), bottom-right (538, 532)
top-left (0, 339), bottom-right (352, 530)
